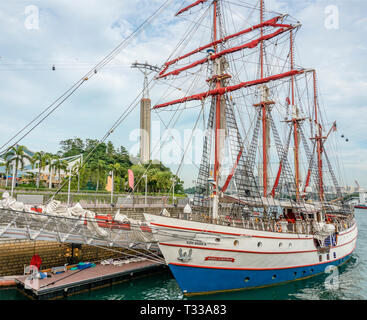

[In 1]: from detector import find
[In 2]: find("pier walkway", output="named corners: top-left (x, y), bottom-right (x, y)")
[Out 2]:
top-left (15, 259), bottom-right (165, 299)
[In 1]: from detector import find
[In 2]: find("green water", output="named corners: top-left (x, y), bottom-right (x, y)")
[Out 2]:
top-left (1, 209), bottom-right (366, 300)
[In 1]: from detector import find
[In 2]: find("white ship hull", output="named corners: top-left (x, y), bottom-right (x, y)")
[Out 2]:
top-left (144, 214), bottom-right (358, 295)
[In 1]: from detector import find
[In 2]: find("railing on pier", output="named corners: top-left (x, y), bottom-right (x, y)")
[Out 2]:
top-left (0, 208), bottom-right (157, 250)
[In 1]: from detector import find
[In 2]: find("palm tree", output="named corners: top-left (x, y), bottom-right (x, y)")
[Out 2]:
top-left (91, 159), bottom-right (106, 192)
top-left (108, 163), bottom-right (122, 177)
top-left (53, 158), bottom-right (69, 186)
top-left (4, 145), bottom-right (32, 194)
top-left (32, 151), bottom-right (48, 189)
top-left (44, 153), bottom-right (58, 189)
top-left (72, 160), bottom-right (84, 193)
top-left (0, 162), bottom-right (10, 188)
top-left (108, 163), bottom-right (123, 193)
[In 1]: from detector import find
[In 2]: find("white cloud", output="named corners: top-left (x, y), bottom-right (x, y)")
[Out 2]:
top-left (0, 0), bottom-right (366, 189)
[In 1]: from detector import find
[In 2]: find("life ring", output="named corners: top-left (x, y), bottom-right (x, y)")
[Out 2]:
top-left (276, 222), bottom-right (282, 233)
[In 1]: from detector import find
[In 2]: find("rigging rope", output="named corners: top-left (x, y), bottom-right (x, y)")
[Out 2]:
top-left (0, 0), bottom-right (174, 155)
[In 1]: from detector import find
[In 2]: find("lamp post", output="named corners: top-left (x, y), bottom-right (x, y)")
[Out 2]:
top-left (110, 170), bottom-right (114, 205)
top-left (142, 174), bottom-right (148, 206)
top-left (11, 162), bottom-right (16, 197)
top-left (171, 177), bottom-right (176, 207)
top-left (77, 154), bottom-right (83, 193)
top-left (5, 167), bottom-right (9, 188)
top-left (49, 160), bottom-right (53, 190)
top-left (67, 166), bottom-right (72, 207)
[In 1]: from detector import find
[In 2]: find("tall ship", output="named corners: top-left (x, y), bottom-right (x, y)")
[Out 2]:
top-left (144, 0), bottom-right (358, 295)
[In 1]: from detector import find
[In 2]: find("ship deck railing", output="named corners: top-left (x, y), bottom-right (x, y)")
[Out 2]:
top-left (176, 213), bottom-right (355, 235)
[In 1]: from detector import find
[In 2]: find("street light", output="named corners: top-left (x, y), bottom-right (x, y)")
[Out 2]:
top-left (67, 166), bottom-right (72, 207)
top-left (110, 170), bottom-right (114, 205)
top-left (10, 162), bottom-right (16, 197)
top-left (171, 177), bottom-right (176, 206)
top-left (142, 174), bottom-right (148, 206)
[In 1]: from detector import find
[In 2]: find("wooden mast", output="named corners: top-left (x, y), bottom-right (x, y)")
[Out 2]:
top-left (290, 29), bottom-right (301, 201)
top-left (312, 70), bottom-right (324, 201)
top-left (213, 0), bottom-right (222, 219)
top-left (259, 0), bottom-right (271, 197)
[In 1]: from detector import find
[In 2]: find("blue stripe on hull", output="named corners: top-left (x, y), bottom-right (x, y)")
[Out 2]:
top-left (169, 254), bottom-right (352, 295)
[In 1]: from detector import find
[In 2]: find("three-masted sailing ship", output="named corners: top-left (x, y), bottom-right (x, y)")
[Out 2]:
top-left (144, 0), bottom-right (357, 295)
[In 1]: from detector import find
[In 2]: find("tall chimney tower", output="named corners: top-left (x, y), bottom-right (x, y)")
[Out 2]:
top-left (132, 62), bottom-right (160, 164)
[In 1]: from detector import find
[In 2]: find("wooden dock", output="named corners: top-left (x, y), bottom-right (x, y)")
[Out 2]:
top-left (14, 260), bottom-right (166, 300)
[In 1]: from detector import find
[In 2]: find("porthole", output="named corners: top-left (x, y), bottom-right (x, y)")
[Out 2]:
top-left (244, 277), bottom-right (250, 283)
top-left (289, 243), bottom-right (293, 248)
top-left (293, 272), bottom-right (297, 276)
top-left (279, 242), bottom-right (283, 248)
top-left (310, 269), bottom-right (314, 273)
top-left (319, 255), bottom-right (322, 262)
top-left (234, 240), bottom-right (239, 246)
top-left (215, 238), bottom-right (220, 242)
top-left (257, 242), bottom-right (263, 248)
top-left (302, 271), bottom-right (306, 275)
top-left (272, 275), bottom-right (277, 280)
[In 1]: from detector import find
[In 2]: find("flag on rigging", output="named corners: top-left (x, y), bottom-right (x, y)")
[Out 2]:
top-left (105, 175), bottom-right (112, 192)
top-left (128, 169), bottom-right (134, 191)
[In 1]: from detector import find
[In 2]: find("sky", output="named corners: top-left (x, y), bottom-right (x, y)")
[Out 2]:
top-left (0, 0), bottom-right (366, 189)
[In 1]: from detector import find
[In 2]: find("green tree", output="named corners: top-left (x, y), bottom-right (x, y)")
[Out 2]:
top-left (44, 153), bottom-right (58, 189)
top-left (108, 162), bottom-right (123, 192)
top-left (91, 159), bottom-right (107, 192)
top-left (53, 158), bottom-right (69, 186)
top-left (32, 151), bottom-right (48, 189)
top-left (59, 138), bottom-right (85, 157)
top-left (4, 145), bottom-right (32, 190)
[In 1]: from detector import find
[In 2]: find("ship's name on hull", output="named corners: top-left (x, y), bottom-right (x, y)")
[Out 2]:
top-left (186, 240), bottom-right (206, 246)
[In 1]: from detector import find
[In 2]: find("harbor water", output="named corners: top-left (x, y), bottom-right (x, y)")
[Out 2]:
top-left (1, 209), bottom-right (366, 300)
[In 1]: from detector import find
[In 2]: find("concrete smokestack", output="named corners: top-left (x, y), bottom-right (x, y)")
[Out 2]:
top-left (140, 98), bottom-right (151, 164)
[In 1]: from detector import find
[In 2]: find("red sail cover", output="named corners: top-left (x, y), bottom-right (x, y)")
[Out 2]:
top-left (175, 0), bottom-right (208, 16)
top-left (221, 147), bottom-right (244, 193)
top-left (158, 27), bottom-right (290, 79)
top-left (159, 16), bottom-right (285, 75)
top-left (270, 163), bottom-right (283, 198)
top-left (128, 169), bottom-right (134, 190)
top-left (154, 70), bottom-right (304, 109)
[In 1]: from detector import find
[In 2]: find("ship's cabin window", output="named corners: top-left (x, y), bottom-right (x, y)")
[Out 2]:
top-left (279, 242), bottom-right (283, 248)
top-left (257, 242), bottom-right (263, 248)
top-left (244, 277), bottom-right (250, 283)
top-left (289, 243), bottom-right (293, 248)
top-left (234, 240), bottom-right (239, 246)
top-left (327, 254), bottom-right (330, 260)
top-left (333, 252), bottom-right (336, 259)
top-left (272, 275), bottom-right (277, 280)
top-left (215, 238), bottom-right (220, 243)
top-left (319, 255), bottom-right (322, 262)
